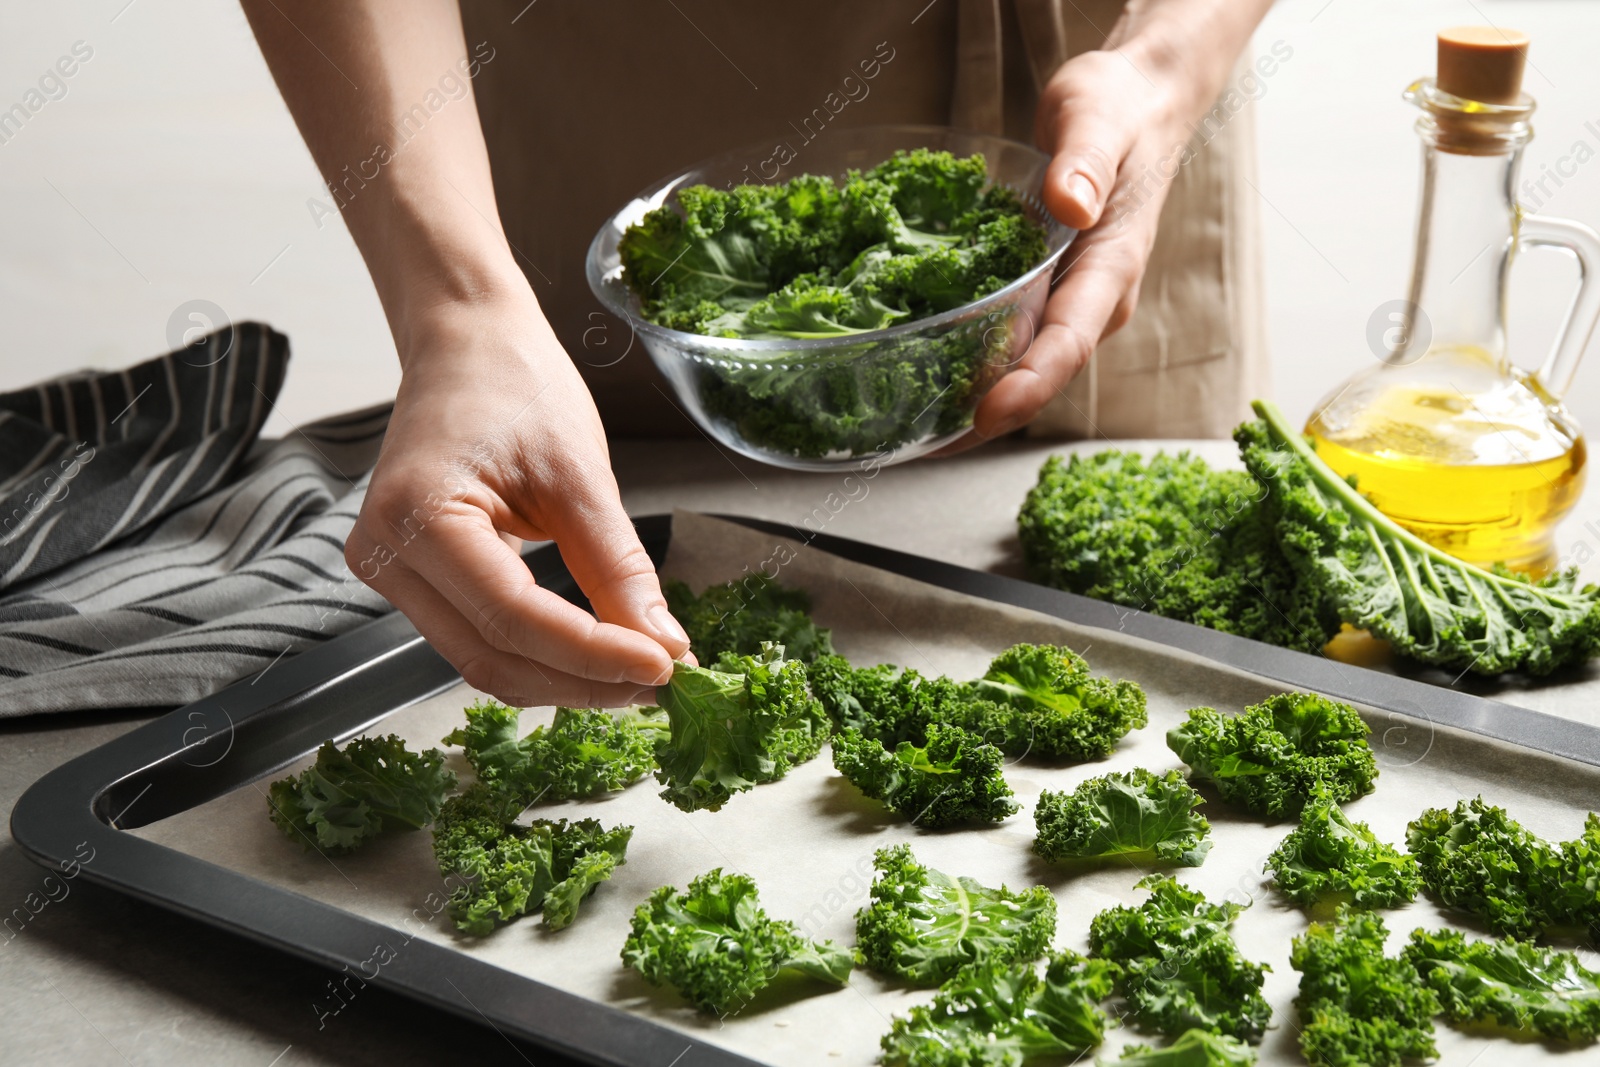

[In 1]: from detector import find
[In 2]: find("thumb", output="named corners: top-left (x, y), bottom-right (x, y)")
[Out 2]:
top-left (547, 477), bottom-right (691, 662)
top-left (1039, 105), bottom-right (1138, 232)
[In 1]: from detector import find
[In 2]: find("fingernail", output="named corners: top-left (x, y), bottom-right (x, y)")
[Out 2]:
top-left (648, 602), bottom-right (691, 648)
top-left (1067, 173), bottom-right (1096, 215)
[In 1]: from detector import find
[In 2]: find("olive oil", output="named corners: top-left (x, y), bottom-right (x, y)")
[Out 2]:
top-left (1304, 30), bottom-right (1600, 577)
top-left (1306, 359), bottom-right (1585, 573)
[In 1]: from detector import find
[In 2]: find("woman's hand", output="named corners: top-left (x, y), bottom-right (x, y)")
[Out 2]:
top-left (345, 293), bottom-right (691, 708)
top-left (242, 1), bottom-right (693, 707)
top-left (952, 0), bottom-right (1274, 448)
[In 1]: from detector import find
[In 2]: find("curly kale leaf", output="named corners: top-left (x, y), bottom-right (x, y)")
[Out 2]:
top-left (525, 707), bottom-right (662, 799)
top-left (1290, 907), bottom-right (1438, 1067)
top-left (962, 643), bottom-right (1148, 761)
top-left (664, 575), bottom-right (834, 664)
top-left (438, 699), bottom-right (524, 783)
top-left (1034, 768), bottom-right (1211, 867)
top-left (621, 868), bottom-right (852, 1015)
top-left (267, 734), bottom-right (456, 854)
top-left (431, 785), bottom-right (631, 935)
top-left (1089, 875), bottom-right (1270, 1043)
top-left (442, 701), bottom-right (660, 803)
top-left (621, 150), bottom-right (1048, 459)
top-left (1403, 927), bottom-right (1600, 1043)
top-left (1265, 785), bottom-right (1417, 910)
top-left (619, 177), bottom-right (839, 318)
top-left (855, 844), bottom-right (1055, 986)
top-left (832, 723), bottom-right (1018, 828)
top-left (694, 320), bottom-right (1002, 459)
top-left (1101, 1029), bottom-right (1258, 1066)
top-left (727, 264), bottom-right (911, 338)
top-left (880, 951), bottom-right (1120, 1067)
top-left (653, 644), bottom-right (829, 812)
top-left (624, 150), bottom-right (1044, 339)
top-left (1017, 449), bottom-right (1339, 655)
top-left (1167, 692), bottom-right (1377, 818)
top-left (1404, 797), bottom-right (1592, 939)
top-left (1241, 401), bottom-right (1600, 675)
top-left (807, 656), bottom-right (986, 747)
top-left (807, 654), bottom-right (902, 734)
top-left (812, 644), bottom-right (1143, 766)
top-left (541, 851), bottom-right (618, 932)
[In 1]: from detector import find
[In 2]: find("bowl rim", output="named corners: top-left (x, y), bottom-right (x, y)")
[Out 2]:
top-left (584, 123), bottom-right (1074, 355)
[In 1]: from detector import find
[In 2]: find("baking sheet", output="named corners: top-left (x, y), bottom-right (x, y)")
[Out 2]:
top-left (134, 511), bottom-right (1600, 1065)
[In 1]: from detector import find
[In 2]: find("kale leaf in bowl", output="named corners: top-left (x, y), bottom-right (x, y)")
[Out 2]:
top-left (589, 131), bottom-right (1071, 468)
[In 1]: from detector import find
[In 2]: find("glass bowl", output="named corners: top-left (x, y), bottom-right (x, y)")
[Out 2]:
top-left (586, 124), bottom-right (1075, 471)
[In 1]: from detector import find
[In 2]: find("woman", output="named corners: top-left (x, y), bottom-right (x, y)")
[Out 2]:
top-left (240, 0), bottom-right (1274, 707)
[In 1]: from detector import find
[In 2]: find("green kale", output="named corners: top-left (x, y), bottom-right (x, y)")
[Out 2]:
top-left (620, 149), bottom-right (1050, 460)
top-left (1017, 449), bottom-right (1339, 655)
top-left (693, 323), bottom-right (1002, 459)
top-left (1033, 768), bottom-right (1211, 867)
top-left (621, 868), bottom-right (852, 1015)
top-left (811, 643), bottom-right (1145, 762)
top-left (854, 844), bottom-right (1055, 986)
top-left (664, 575), bottom-right (834, 664)
top-left (540, 850), bottom-right (618, 931)
top-left (1241, 401), bottom-right (1600, 675)
top-left (431, 785), bottom-right (631, 935)
top-left (1167, 692), bottom-right (1377, 818)
top-left (1405, 797), bottom-right (1600, 940)
top-left (962, 643), bottom-right (1148, 761)
top-left (617, 180), bottom-right (791, 323)
top-left (439, 699), bottom-right (524, 783)
top-left (1290, 907), bottom-right (1438, 1067)
top-left (267, 734), bottom-right (456, 854)
top-left (879, 951), bottom-right (1120, 1067)
top-left (832, 723), bottom-right (1018, 828)
top-left (1403, 927), bottom-right (1600, 1043)
top-left (442, 701), bottom-right (661, 804)
top-left (807, 656), bottom-right (981, 746)
top-left (1088, 876), bottom-right (1271, 1043)
top-left (1100, 1030), bottom-right (1258, 1066)
top-left (653, 643), bottom-right (830, 812)
top-left (807, 653), bottom-right (902, 734)
top-left (1266, 785), bottom-right (1418, 910)
top-left (622, 150), bottom-right (1043, 337)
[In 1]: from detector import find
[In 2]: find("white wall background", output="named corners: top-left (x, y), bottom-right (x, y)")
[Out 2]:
top-left (2, 0), bottom-right (1598, 438)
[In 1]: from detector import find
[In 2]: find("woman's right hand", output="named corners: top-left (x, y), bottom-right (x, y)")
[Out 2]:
top-left (345, 290), bottom-right (692, 708)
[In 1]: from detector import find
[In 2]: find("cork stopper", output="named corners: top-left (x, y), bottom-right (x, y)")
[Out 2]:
top-left (1437, 26), bottom-right (1529, 105)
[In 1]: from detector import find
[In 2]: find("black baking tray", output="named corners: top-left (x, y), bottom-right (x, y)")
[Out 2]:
top-left (13, 512), bottom-right (1600, 1067)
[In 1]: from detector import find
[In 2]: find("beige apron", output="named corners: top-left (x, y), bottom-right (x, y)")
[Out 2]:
top-left (462, 0), bottom-right (1267, 440)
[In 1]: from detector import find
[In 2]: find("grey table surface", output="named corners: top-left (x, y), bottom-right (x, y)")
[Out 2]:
top-left (6, 435), bottom-right (1600, 1066)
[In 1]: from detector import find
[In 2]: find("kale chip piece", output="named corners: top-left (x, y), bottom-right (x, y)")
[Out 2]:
top-left (855, 844), bottom-right (1055, 985)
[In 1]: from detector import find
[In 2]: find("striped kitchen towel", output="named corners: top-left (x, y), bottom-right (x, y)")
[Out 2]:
top-left (0, 323), bottom-right (392, 715)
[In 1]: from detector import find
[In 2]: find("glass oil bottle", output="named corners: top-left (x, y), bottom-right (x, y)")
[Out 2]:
top-left (1305, 27), bottom-right (1600, 574)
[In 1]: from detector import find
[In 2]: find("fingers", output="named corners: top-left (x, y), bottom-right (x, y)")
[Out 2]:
top-left (351, 497), bottom-right (675, 687)
top-left (972, 221), bottom-right (1151, 437)
top-left (1038, 100), bottom-right (1140, 232)
top-left (539, 465), bottom-right (693, 663)
top-left (372, 557), bottom-right (658, 708)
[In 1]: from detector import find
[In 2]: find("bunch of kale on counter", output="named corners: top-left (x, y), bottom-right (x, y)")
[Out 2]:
top-left (618, 149), bottom-right (1050, 458)
top-left (1018, 399), bottom-right (1600, 676)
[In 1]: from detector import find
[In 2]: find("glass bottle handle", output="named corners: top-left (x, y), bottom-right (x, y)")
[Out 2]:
top-left (1521, 212), bottom-right (1600, 399)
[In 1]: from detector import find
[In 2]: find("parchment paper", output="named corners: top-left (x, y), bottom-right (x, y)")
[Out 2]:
top-left (134, 511), bottom-right (1600, 1066)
